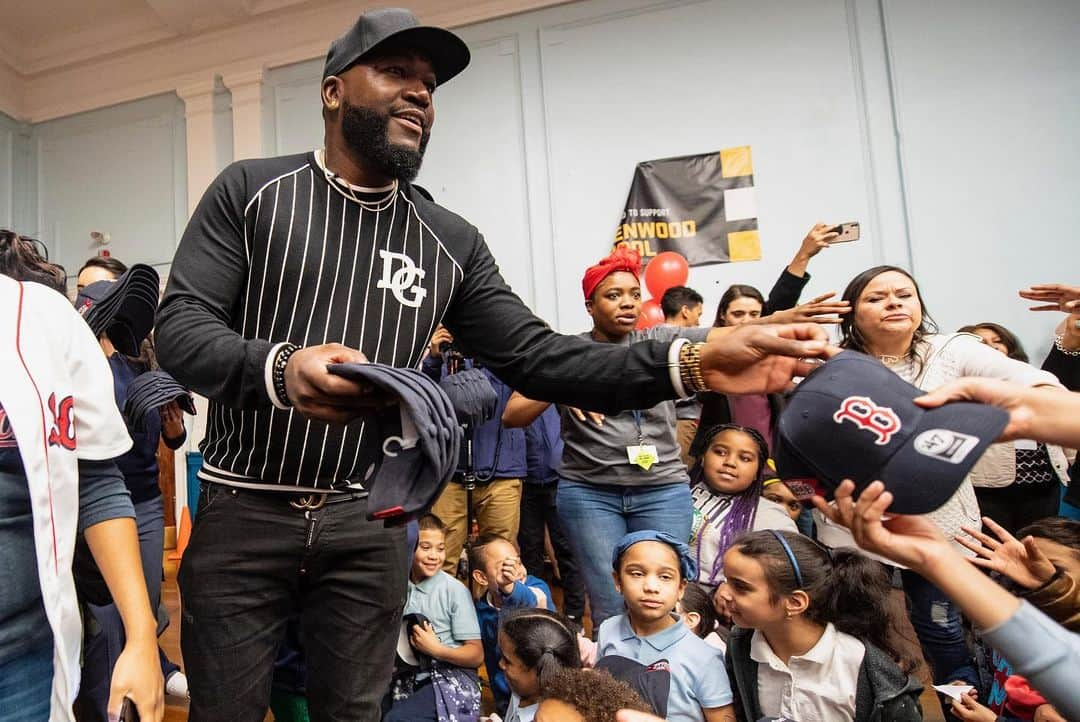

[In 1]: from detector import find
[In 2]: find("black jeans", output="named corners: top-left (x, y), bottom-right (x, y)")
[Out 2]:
top-left (178, 483), bottom-right (409, 722)
top-left (517, 481), bottom-right (586, 620)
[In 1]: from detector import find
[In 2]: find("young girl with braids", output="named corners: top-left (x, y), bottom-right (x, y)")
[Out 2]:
top-left (719, 530), bottom-right (923, 722)
top-left (689, 424), bottom-right (796, 587)
top-left (497, 608), bottom-right (583, 722)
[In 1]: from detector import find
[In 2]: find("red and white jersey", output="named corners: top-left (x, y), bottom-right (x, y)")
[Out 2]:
top-left (0, 275), bottom-right (131, 721)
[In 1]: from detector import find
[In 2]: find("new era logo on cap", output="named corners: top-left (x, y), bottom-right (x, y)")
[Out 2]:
top-left (775, 351), bottom-right (1008, 514)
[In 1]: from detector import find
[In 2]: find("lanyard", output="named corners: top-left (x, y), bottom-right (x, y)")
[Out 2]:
top-left (631, 410), bottom-right (645, 445)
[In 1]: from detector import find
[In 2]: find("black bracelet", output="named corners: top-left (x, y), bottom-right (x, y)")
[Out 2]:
top-left (273, 344), bottom-right (300, 407)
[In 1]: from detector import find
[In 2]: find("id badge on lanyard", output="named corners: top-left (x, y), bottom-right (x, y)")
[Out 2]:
top-left (626, 410), bottom-right (659, 471)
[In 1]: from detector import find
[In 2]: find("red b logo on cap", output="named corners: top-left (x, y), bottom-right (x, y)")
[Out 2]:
top-left (833, 395), bottom-right (900, 445)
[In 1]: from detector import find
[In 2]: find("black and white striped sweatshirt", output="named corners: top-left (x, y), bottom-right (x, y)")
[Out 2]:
top-left (157, 150), bottom-right (677, 491)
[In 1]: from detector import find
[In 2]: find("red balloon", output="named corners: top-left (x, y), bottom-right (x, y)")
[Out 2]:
top-left (644, 252), bottom-right (690, 299)
top-left (636, 299), bottom-right (665, 329)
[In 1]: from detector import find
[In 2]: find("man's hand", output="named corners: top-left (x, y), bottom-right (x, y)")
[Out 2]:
top-left (956, 517), bottom-right (1057, 590)
top-left (428, 326), bottom-right (454, 360)
top-left (1019, 283), bottom-right (1080, 313)
top-left (284, 343), bottom-right (390, 424)
top-left (109, 636), bottom-right (164, 722)
top-left (699, 323), bottom-right (837, 395)
top-left (762, 292), bottom-right (850, 325)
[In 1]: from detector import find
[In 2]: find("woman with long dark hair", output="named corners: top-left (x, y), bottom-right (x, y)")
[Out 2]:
top-left (837, 264), bottom-right (1063, 700)
top-left (956, 321), bottom-right (1070, 533)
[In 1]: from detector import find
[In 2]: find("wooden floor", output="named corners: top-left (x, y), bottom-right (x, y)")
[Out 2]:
top-left (159, 557), bottom-right (945, 721)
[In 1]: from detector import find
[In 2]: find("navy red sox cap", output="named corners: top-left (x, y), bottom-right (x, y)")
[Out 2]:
top-left (774, 351), bottom-right (1008, 514)
top-left (326, 362), bottom-right (462, 524)
top-left (74, 264), bottom-right (159, 356)
top-left (323, 7), bottom-right (471, 84)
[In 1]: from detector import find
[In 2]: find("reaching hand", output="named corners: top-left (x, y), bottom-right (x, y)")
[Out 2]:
top-left (1019, 283), bottom-right (1080, 313)
top-left (915, 377), bottom-right (1037, 442)
top-left (700, 323), bottom-right (839, 395)
top-left (950, 692), bottom-right (998, 722)
top-left (284, 343), bottom-right (393, 424)
top-left (159, 400), bottom-right (185, 438)
top-left (811, 480), bottom-right (951, 572)
top-left (109, 637), bottom-right (164, 721)
top-left (765, 292), bottom-right (850, 325)
top-left (796, 222), bottom-right (840, 260)
top-left (956, 517), bottom-right (1057, 590)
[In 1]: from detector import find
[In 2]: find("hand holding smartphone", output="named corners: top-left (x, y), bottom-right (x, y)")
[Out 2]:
top-left (830, 221), bottom-right (860, 243)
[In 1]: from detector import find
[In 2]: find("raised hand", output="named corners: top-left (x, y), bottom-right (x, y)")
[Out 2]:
top-left (956, 517), bottom-right (1057, 590)
top-left (1019, 283), bottom-right (1080, 313)
top-left (700, 323), bottom-right (838, 395)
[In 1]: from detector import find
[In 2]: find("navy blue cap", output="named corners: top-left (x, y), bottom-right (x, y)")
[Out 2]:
top-left (327, 362), bottom-right (462, 524)
top-left (323, 8), bottom-right (470, 84)
top-left (612, 530), bottom-right (697, 581)
top-left (74, 263), bottom-right (159, 356)
top-left (774, 350), bottom-right (1009, 514)
top-left (123, 371), bottom-right (195, 430)
top-left (439, 367), bottom-right (498, 428)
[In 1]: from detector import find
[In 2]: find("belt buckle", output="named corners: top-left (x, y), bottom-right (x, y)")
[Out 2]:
top-left (289, 493), bottom-right (327, 510)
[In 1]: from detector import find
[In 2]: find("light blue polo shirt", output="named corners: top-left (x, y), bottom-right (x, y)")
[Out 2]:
top-left (597, 613), bottom-right (732, 722)
top-left (404, 570), bottom-right (481, 648)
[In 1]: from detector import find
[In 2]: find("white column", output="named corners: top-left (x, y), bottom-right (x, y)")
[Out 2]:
top-left (176, 77), bottom-right (221, 217)
top-left (222, 67), bottom-right (265, 161)
top-left (172, 76), bottom-right (220, 518)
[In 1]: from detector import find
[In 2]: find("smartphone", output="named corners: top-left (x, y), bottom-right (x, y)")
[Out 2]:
top-left (119, 697), bottom-right (140, 722)
top-left (830, 221), bottom-right (860, 243)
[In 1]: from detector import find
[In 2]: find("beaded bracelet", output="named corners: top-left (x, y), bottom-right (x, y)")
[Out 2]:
top-left (679, 342), bottom-right (707, 394)
top-left (273, 343), bottom-right (300, 406)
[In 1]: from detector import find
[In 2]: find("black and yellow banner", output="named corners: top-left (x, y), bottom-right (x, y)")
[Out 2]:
top-left (613, 146), bottom-right (760, 266)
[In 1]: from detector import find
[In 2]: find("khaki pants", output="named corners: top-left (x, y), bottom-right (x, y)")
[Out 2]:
top-left (676, 419), bottom-right (698, 469)
top-left (431, 477), bottom-right (523, 573)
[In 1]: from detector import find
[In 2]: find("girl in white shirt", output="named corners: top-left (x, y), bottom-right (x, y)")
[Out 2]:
top-left (718, 530), bottom-right (923, 722)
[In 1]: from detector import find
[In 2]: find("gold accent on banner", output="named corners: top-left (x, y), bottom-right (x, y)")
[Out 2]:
top-left (720, 146), bottom-right (753, 178)
top-left (727, 230), bottom-right (761, 261)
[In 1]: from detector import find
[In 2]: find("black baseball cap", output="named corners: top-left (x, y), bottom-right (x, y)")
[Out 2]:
top-left (74, 264), bottom-right (159, 356)
top-left (322, 8), bottom-right (471, 84)
top-left (774, 350), bottom-right (1008, 514)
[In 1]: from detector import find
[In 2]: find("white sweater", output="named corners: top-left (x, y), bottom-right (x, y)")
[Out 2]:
top-left (886, 333), bottom-right (1061, 542)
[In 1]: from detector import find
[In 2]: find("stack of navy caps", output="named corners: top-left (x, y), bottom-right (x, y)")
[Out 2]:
top-left (438, 367), bottom-right (498, 428)
top-left (74, 264), bottom-right (159, 356)
top-left (327, 363), bottom-right (463, 524)
top-left (123, 370), bottom-right (196, 431)
top-left (774, 350), bottom-right (1009, 514)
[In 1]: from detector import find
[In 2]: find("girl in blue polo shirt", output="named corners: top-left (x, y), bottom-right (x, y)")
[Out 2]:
top-left (596, 531), bottom-right (735, 722)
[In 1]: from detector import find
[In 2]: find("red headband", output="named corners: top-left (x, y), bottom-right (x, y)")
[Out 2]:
top-left (582, 246), bottom-right (642, 300)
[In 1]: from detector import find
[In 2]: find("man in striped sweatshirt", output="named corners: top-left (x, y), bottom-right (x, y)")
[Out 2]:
top-left (156, 8), bottom-right (831, 722)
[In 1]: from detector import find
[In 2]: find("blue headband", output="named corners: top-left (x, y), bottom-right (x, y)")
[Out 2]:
top-left (768, 530), bottom-right (804, 588)
top-left (612, 530), bottom-right (698, 581)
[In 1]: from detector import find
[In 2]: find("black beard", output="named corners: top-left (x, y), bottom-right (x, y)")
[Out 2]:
top-left (340, 101), bottom-right (430, 183)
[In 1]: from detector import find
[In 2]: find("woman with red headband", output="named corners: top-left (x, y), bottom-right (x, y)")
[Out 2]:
top-left (502, 247), bottom-right (723, 627)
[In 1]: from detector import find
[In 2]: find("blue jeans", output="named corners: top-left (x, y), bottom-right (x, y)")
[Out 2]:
top-left (901, 570), bottom-right (978, 689)
top-left (0, 640), bottom-right (53, 721)
top-left (556, 479), bottom-right (692, 627)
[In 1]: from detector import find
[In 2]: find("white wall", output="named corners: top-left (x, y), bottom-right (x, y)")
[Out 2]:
top-left (30, 93), bottom-right (188, 279)
top-left (5, 0), bottom-right (1077, 357)
top-left (0, 111), bottom-right (35, 234)
top-left (258, 0), bottom-right (1078, 358)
